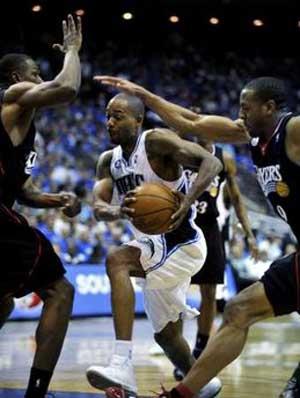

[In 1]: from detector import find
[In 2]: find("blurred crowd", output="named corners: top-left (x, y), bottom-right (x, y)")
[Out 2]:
top-left (15, 36), bottom-right (300, 275)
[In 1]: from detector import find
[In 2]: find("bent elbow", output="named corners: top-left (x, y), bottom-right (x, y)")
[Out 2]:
top-left (212, 157), bottom-right (223, 175)
top-left (60, 85), bottom-right (78, 102)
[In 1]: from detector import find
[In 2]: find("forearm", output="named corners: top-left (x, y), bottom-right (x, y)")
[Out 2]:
top-left (145, 93), bottom-right (248, 143)
top-left (94, 201), bottom-right (121, 222)
top-left (55, 48), bottom-right (81, 93)
top-left (185, 159), bottom-right (223, 206)
top-left (17, 192), bottom-right (64, 209)
top-left (146, 92), bottom-right (198, 120)
top-left (234, 201), bottom-right (254, 238)
top-left (144, 92), bottom-right (198, 132)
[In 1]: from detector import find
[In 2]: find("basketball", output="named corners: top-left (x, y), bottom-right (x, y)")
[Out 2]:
top-left (127, 182), bottom-right (180, 234)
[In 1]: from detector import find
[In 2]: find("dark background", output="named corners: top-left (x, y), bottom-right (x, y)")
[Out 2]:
top-left (1, 0), bottom-right (300, 57)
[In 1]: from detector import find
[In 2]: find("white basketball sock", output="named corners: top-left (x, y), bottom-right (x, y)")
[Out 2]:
top-left (114, 340), bottom-right (133, 360)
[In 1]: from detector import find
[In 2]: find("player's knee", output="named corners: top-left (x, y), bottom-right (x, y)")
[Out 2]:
top-left (223, 297), bottom-right (251, 329)
top-left (106, 250), bottom-right (118, 272)
top-left (106, 249), bottom-right (128, 277)
top-left (154, 330), bottom-right (169, 348)
top-left (56, 278), bottom-right (75, 307)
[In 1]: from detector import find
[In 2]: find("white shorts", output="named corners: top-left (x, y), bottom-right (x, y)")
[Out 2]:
top-left (127, 228), bottom-right (207, 332)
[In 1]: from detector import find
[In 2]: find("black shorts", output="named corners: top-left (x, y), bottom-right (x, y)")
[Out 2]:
top-left (0, 210), bottom-right (66, 298)
top-left (261, 252), bottom-right (300, 316)
top-left (191, 218), bottom-right (225, 285)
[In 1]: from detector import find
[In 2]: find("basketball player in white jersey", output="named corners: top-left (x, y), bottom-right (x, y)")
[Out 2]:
top-left (86, 93), bottom-right (222, 397)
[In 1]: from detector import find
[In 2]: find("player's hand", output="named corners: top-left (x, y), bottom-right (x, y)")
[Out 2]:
top-left (246, 236), bottom-right (260, 261)
top-left (120, 190), bottom-right (137, 221)
top-left (53, 14), bottom-right (82, 53)
top-left (93, 76), bottom-right (148, 99)
top-left (234, 118), bottom-right (251, 141)
top-left (167, 191), bottom-right (188, 232)
top-left (60, 192), bottom-right (81, 217)
top-left (93, 205), bottom-right (123, 221)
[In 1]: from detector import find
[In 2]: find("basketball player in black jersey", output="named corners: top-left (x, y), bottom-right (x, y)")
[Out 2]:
top-left (97, 76), bottom-right (300, 398)
top-left (0, 15), bottom-right (82, 398)
top-left (173, 139), bottom-right (258, 382)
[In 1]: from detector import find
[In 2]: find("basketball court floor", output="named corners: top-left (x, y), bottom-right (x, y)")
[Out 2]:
top-left (0, 314), bottom-right (299, 397)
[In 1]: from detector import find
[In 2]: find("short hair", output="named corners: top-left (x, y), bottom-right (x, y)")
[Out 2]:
top-left (244, 77), bottom-right (288, 110)
top-left (0, 53), bottom-right (31, 86)
top-left (113, 93), bottom-right (145, 120)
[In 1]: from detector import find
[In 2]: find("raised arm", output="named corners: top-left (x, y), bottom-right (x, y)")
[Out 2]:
top-left (17, 177), bottom-right (81, 217)
top-left (146, 129), bottom-right (223, 230)
top-left (93, 151), bottom-right (134, 222)
top-left (224, 153), bottom-right (258, 259)
top-left (94, 76), bottom-right (250, 144)
top-left (4, 15), bottom-right (82, 108)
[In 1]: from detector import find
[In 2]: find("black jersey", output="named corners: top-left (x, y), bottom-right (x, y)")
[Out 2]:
top-left (250, 112), bottom-right (300, 242)
top-left (0, 89), bottom-right (37, 209)
top-left (185, 146), bottom-right (227, 223)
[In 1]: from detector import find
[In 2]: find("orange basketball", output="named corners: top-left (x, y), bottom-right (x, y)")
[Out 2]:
top-left (127, 182), bottom-right (180, 235)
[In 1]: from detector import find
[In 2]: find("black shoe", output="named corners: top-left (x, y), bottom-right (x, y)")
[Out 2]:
top-left (279, 376), bottom-right (300, 397)
top-left (173, 367), bottom-right (184, 381)
top-left (192, 346), bottom-right (204, 360)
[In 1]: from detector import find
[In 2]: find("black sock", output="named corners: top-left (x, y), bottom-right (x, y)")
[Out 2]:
top-left (193, 333), bottom-right (209, 358)
top-left (24, 367), bottom-right (53, 398)
top-left (196, 332), bottom-right (209, 349)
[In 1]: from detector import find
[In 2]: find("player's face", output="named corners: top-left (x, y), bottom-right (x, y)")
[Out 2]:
top-left (239, 89), bottom-right (268, 137)
top-left (19, 59), bottom-right (43, 84)
top-left (106, 99), bottom-right (140, 145)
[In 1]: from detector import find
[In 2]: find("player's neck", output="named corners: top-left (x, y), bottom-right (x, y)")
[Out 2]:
top-left (261, 112), bottom-right (287, 143)
top-left (121, 136), bottom-right (138, 160)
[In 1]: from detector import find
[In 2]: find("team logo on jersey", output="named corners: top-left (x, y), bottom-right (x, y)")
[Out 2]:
top-left (208, 175), bottom-right (220, 197)
top-left (115, 173), bottom-right (145, 195)
top-left (255, 164), bottom-right (289, 197)
top-left (24, 151), bottom-right (37, 175)
top-left (275, 181), bottom-right (290, 197)
top-left (209, 186), bottom-right (218, 197)
top-left (132, 154), bottom-right (138, 165)
top-left (114, 159), bottom-right (127, 169)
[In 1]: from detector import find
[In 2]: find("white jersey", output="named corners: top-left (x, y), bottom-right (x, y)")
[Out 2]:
top-left (110, 130), bottom-right (185, 205)
top-left (109, 130), bottom-right (200, 241)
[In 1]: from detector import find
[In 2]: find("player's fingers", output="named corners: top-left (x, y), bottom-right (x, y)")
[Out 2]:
top-left (121, 206), bottom-right (135, 214)
top-left (172, 190), bottom-right (184, 203)
top-left (167, 219), bottom-right (180, 232)
top-left (77, 16), bottom-right (82, 34)
top-left (93, 76), bottom-right (121, 84)
top-left (68, 14), bottom-right (76, 34)
top-left (123, 197), bottom-right (136, 205)
top-left (52, 44), bottom-right (64, 52)
top-left (62, 19), bottom-right (68, 37)
top-left (126, 189), bottom-right (138, 196)
top-left (170, 207), bottom-right (182, 220)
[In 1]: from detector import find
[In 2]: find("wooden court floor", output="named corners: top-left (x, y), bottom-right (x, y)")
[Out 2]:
top-left (0, 314), bottom-right (300, 397)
